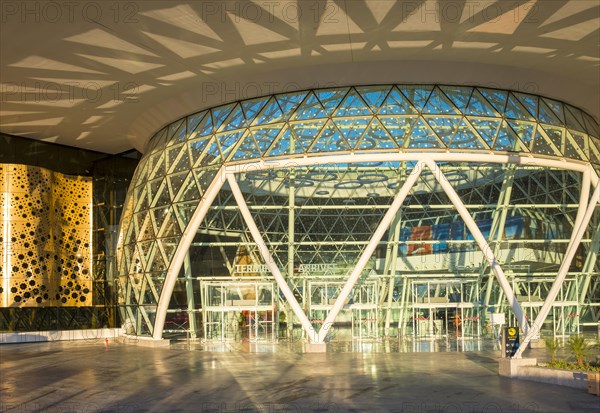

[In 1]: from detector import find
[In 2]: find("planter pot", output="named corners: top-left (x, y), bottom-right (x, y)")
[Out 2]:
top-left (588, 372), bottom-right (600, 396)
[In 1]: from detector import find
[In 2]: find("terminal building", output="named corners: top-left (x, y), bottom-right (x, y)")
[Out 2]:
top-left (1, 1), bottom-right (599, 355)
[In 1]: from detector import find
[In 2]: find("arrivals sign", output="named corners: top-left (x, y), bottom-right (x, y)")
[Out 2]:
top-left (298, 264), bottom-right (336, 274)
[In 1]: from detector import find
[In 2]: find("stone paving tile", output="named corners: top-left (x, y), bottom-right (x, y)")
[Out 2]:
top-left (0, 340), bottom-right (598, 413)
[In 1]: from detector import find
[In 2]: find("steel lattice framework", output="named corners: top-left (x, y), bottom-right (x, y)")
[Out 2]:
top-left (116, 85), bottom-right (600, 355)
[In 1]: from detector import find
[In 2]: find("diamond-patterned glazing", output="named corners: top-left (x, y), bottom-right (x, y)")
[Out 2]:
top-left (117, 85), bottom-right (600, 338)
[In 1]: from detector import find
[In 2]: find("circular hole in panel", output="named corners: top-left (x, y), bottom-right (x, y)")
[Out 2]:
top-left (357, 174), bottom-right (388, 184)
top-left (297, 172), bottom-right (338, 182)
top-left (334, 181), bottom-right (363, 189)
top-left (284, 179), bottom-right (314, 188)
top-left (246, 170), bottom-right (277, 181)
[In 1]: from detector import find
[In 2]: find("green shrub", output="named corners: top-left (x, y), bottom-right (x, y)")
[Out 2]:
top-left (566, 335), bottom-right (590, 367)
top-left (543, 358), bottom-right (600, 373)
top-left (543, 336), bottom-right (560, 364)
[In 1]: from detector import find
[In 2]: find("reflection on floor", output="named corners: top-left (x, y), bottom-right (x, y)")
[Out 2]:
top-left (2, 339), bottom-right (598, 413)
top-left (171, 337), bottom-right (501, 353)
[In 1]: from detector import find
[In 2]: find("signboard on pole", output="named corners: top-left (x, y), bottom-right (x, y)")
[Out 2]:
top-left (503, 326), bottom-right (519, 358)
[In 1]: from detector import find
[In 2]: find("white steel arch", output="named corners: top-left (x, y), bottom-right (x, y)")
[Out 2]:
top-left (151, 152), bottom-right (599, 347)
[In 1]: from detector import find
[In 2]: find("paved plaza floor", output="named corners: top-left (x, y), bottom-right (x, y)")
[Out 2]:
top-left (0, 339), bottom-right (598, 413)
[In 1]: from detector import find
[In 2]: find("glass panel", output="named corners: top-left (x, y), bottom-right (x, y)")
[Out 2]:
top-left (145, 128), bottom-right (167, 153)
top-left (531, 128), bottom-right (561, 157)
top-left (187, 111), bottom-right (207, 136)
top-left (158, 207), bottom-right (182, 239)
top-left (197, 137), bottom-right (222, 167)
top-left (379, 116), bottom-right (418, 144)
top-left (222, 104), bottom-right (247, 132)
top-left (564, 105), bottom-right (587, 133)
top-left (187, 134), bottom-right (212, 160)
top-left (165, 144), bottom-right (186, 174)
top-left (505, 94), bottom-right (534, 120)
top-left (334, 118), bottom-right (370, 148)
top-left (507, 121), bottom-right (535, 150)
top-left (542, 99), bottom-right (565, 123)
top-left (231, 132), bottom-right (261, 161)
top-left (513, 92), bottom-right (538, 118)
top-left (542, 125), bottom-right (565, 154)
top-left (147, 178), bottom-right (165, 206)
top-left (478, 88), bottom-right (508, 114)
top-left (309, 120), bottom-right (350, 153)
top-left (564, 132), bottom-right (585, 161)
top-left (356, 86), bottom-right (391, 112)
top-left (291, 92), bottom-right (327, 120)
top-left (289, 120), bottom-right (327, 152)
top-left (583, 113), bottom-right (600, 137)
top-left (589, 138), bottom-right (600, 164)
top-left (468, 118), bottom-right (501, 148)
top-left (449, 120), bottom-right (487, 150)
top-left (176, 172), bottom-right (201, 202)
top-left (147, 152), bottom-right (165, 180)
top-left (159, 238), bottom-right (179, 264)
top-left (166, 120), bottom-right (186, 146)
top-left (494, 120), bottom-right (524, 151)
top-left (406, 119), bottom-right (443, 149)
top-left (166, 171), bottom-right (188, 199)
top-left (315, 88), bottom-right (348, 115)
top-left (378, 87), bottom-right (418, 115)
top-left (399, 86), bottom-right (434, 112)
top-left (358, 118), bottom-right (400, 149)
top-left (173, 201), bottom-right (198, 228)
top-left (137, 240), bottom-right (156, 268)
top-left (423, 87), bottom-right (460, 114)
top-left (266, 126), bottom-right (302, 157)
top-left (211, 104), bottom-right (235, 131)
top-left (424, 116), bottom-right (460, 146)
top-left (569, 131), bottom-right (589, 160)
top-left (440, 86), bottom-right (472, 112)
top-left (242, 98), bottom-right (269, 124)
top-left (538, 99), bottom-right (563, 126)
top-left (466, 90), bottom-right (497, 117)
top-left (196, 111), bottom-right (214, 136)
top-left (334, 89), bottom-right (372, 117)
top-left (251, 125), bottom-right (283, 156)
top-left (276, 91), bottom-right (308, 118)
top-left (218, 131), bottom-right (245, 161)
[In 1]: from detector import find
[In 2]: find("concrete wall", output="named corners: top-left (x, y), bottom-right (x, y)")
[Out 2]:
top-left (0, 328), bottom-right (123, 344)
top-left (499, 358), bottom-right (590, 390)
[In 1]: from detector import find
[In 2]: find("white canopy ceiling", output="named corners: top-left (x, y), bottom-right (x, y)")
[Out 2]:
top-left (1, 0), bottom-right (598, 154)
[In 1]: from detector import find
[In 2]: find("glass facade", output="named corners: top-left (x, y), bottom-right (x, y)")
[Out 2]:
top-left (116, 85), bottom-right (600, 344)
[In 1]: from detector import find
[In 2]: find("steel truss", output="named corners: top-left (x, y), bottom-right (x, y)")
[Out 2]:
top-left (140, 153), bottom-right (599, 358)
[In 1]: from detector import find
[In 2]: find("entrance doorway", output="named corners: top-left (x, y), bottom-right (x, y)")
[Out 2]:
top-left (200, 280), bottom-right (276, 342)
top-left (410, 279), bottom-right (480, 338)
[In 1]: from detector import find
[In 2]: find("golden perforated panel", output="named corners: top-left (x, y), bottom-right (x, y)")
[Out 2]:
top-left (0, 164), bottom-right (93, 307)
